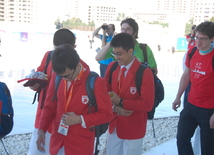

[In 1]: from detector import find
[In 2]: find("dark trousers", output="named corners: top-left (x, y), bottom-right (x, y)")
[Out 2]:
top-left (99, 64), bottom-right (108, 78)
top-left (183, 83), bottom-right (191, 106)
top-left (177, 102), bottom-right (214, 155)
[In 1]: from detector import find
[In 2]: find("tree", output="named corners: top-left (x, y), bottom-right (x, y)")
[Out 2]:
top-left (60, 18), bottom-right (95, 31)
top-left (185, 18), bottom-right (194, 36)
top-left (55, 18), bottom-right (62, 29)
top-left (116, 13), bottom-right (126, 21)
top-left (210, 16), bottom-right (214, 22)
top-left (149, 21), bottom-right (168, 28)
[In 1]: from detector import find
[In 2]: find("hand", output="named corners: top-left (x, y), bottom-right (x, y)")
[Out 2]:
top-left (209, 114), bottom-right (214, 129)
top-left (114, 106), bottom-right (133, 116)
top-left (36, 129), bottom-right (46, 152)
top-left (172, 98), bottom-right (181, 111)
top-left (110, 92), bottom-right (120, 105)
top-left (62, 112), bottom-right (81, 126)
top-left (29, 83), bottom-right (40, 90)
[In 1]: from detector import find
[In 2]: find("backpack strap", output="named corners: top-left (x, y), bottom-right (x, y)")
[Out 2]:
top-left (85, 71), bottom-right (99, 155)
top-left (188, 46), bottom-right (197, 62)
top-left (108, 61), bottom-right (118, 84)
top-left (86, 71), bottom-right (99, 113)
top-left (52, 75), bottom-right (62, 102)
top-left (135, 64), bottom-right (147, 94)
top-left (32, 51), bottom-right (53, 106)
top-left (44, 51), bottom-right (53, 74)
top-left (213, 56), bottom-right (214, 70)
top-left (140, 43), bottom-right (148, 65)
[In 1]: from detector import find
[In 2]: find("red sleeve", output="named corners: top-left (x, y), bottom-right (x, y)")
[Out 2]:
top-left (39, 72), bottom-right (57, 131)
top-left (37, 51), bottom-right (50, 72)
top-left (82, 77), bottom-right (114, 128)
top-left (186, 34), bottom-right (190, 39)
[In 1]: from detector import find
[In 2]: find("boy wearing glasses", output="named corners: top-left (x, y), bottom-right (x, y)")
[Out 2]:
top-left (36, 44), bottom-right (113, 155)
top-left (104, 33), bottom-right (155, 155)
top-left (172, 21), bottom-right (214, 155)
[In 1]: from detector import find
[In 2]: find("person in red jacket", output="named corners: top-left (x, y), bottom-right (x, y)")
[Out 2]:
top-left (104, 33), bottom-right (155, 155)
top-left (36, 44), bottom-right (113, 155)
top-left (27, 29), bottom-right (77, 155)
top-left (186, 25), bottom-right (196, 49)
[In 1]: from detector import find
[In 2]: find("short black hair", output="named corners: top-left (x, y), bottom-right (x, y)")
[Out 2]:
top-left (53, 29), bottom-right (76, 46)
top-left (120, 18), bottom-right (139, 39)
top-left (110, 33), bottom-right (135, 51)
top-left (196, 21), bottom-right (214, 39)
top-left (52, 44), bottom-right (80, 74)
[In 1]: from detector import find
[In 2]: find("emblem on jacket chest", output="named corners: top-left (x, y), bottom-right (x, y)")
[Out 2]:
top-left (130, 87), bottom-right (137, 94)
top-left (82, 95), bottom-right (89, 104)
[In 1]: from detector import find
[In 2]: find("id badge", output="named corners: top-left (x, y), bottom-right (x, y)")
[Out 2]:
top-left (58, 119), bottom-right (69, 136)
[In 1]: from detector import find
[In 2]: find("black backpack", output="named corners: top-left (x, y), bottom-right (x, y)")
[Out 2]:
top-left (139, 43), bottom-right (165, 119)
top-left (53, 71), bottom-right (105, 155)
top-left (108, 62), bottom-right (164, 120)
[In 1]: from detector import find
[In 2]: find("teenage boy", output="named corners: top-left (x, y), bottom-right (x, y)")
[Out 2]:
top-left (36, 44), bottom-right (113, 155)
top-left (172, 21), bottom-right (214, 155)
top-left (28, 29), bottom-right (77, 155)
top-left (104, 33), bottom-right (155, 155)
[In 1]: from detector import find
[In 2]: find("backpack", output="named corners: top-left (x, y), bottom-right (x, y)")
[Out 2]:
top-left (139, 43), bottom-right (164, 119)
top-left (32, 51), bottom-right (53, 108)
top-left (0, 82), bottom-right (13, 138)
top-left (52, 71), bottom-right (105, 155)
top-left (108, 62), bottom-right (164, 120)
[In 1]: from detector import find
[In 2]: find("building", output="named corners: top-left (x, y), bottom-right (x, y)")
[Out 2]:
top-left (0, 0), bottom-right (214, 27)
top-left (0, 0), bottom-right (55, 26)
top-left (194, 0), bottom-right (214, 25)
top-left (1, 0), bottom-right (35, 23)
top-left (132, 0), bottom-right (197, 24)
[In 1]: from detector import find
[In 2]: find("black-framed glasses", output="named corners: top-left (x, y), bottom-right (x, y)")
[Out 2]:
top-left (59, 68), bottom-right (76, 79)
top-left (195, 37), bottom-right (209, 41)
top-left (111, 51), bottom-right (126, 57)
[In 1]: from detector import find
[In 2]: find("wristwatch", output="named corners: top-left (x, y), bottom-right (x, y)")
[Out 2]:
top-left (118, 98), bottom-right (123, 107)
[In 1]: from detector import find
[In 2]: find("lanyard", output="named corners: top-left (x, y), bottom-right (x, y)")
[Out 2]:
top-left (118, 67), bottom-right (126, 95)
top-left (63, 65), bottom-right (85, 112)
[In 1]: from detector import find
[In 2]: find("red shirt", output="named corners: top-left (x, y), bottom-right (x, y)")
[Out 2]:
top-left (186, 48), bottom-right (214, 108)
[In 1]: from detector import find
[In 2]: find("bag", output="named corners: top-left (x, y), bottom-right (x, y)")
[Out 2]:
top-left (108, 62), bottom-right (164, 120)
top-left (0, 82), bottom-right (13, 138)
top-left (139, 43), bottom-right (164, 119)
top-left (136, 64), bottom-right (164, 119)
top-left (53, 71), bottom-right (105, 155)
